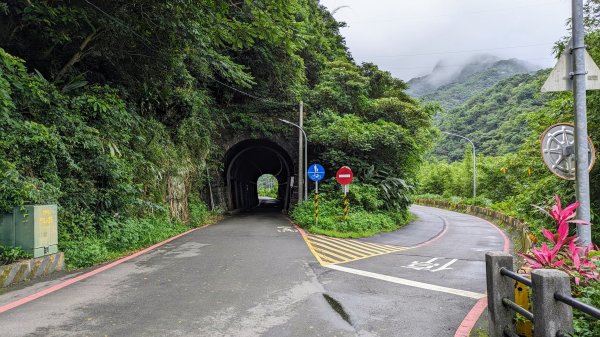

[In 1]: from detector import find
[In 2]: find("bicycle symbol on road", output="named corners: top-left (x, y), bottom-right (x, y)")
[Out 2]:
top-left (277, 226), bottom-right (298, 233)
top-left (401, 257), bottom-right (458, 272)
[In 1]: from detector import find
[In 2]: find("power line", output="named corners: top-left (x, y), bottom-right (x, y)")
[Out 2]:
top-left (210, 78), bottom-right (297, 107)
top-left (353, 43), bottom-right (556, 59)
top-left (84, 0), bottom-right (297, 107)
top-left (84, 0), bottom-right (152, 45)
top-left (332, 1), bottom-right (563, 25)
top-left (382, 57), bottom-right (556, 71)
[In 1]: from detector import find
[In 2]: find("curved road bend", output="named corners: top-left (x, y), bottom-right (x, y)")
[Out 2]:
top-left (0, 205), bottom-right (508, 336)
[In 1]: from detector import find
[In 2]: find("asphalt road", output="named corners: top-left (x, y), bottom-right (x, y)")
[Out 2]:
top-left (0, 205), bottom-right (508, 336)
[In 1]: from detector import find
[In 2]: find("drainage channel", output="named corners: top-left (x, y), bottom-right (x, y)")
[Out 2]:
top-left (323, 293), bottom-right (352, 325)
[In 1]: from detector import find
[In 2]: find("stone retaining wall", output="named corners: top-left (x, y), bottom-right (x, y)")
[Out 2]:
top-left (0, 252), bottom-right (64, 288)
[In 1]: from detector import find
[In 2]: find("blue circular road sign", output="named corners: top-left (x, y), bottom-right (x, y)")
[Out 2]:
top-left (307, 163), bottom-right (325, 182)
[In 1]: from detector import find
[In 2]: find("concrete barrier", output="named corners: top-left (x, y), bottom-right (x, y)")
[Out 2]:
top-left (414, 199), bottom-right (526, 232)
top-left (0, 252), bottom-right (64, 288)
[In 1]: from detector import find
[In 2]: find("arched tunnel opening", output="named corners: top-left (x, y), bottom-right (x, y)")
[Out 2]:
top-left (225, 139), bottom-right (294, 212)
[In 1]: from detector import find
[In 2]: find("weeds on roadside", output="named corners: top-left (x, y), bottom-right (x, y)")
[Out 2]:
top-left (0, 245), bottom-right (32, 265)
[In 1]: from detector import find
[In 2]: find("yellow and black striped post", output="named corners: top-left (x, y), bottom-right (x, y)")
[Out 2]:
top-left (343, 191), bottom-right (349, 222)
top-left (315, 181), bottom-right (319, 226)
top-left (315, 193), bottom-right (319, 226)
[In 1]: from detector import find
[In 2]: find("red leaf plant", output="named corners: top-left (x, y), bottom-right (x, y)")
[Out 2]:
top-left (520, 195), bottom-right (599, 285)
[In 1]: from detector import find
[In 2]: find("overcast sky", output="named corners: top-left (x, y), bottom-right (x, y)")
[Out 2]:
top-left (320, 0), bottom-right (572, 80)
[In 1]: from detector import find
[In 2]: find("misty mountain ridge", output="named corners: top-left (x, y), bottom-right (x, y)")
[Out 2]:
top-left (431, 69), bottom-right (551, 161)
top-left (406, 54), bottom-right (540, 100)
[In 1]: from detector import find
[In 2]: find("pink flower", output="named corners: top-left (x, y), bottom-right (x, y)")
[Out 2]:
top-left (520, 196), bottom-right (599, 285)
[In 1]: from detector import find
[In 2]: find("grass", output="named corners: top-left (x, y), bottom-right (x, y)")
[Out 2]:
top-left (60, 201), bottom-right (222, 270)
top-left (471, 328), bottom-right (488, 337)
top-left (307, 214), bottom-right (416, 238)
top-left (291, 199), bottom-right (416, 238)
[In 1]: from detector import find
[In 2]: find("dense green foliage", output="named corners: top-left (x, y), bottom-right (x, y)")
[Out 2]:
top-left (291, 57), bottom-right (435, 233)
top-left (305, 59), bottom-right (435, 217)
top-left (573, 281), bottom-right (600, 336)
top-left (61, 201), bottom-right (210, 269)
top-left (0, 1), bottom-right (433, 266)
top-left (0, 245), bottom-right (32, 265)
top-left (257, 174), bottom-right (278, 199)
top-left (291, 179), bottom-right (413, 238)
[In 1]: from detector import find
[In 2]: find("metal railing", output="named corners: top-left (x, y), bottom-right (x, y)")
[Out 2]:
top-left (486, 252), bottom-right (600, 337)
top-left (554, 292), bottom-right (600, 319)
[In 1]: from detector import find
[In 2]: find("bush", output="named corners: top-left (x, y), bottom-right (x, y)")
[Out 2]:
top-left (0, 245), bottom-right (32, 265)
top-left (573, 281), bottom-right (600, 337)
top-left (348, 183), bottom-right (383, 211)
top-left (60, 211), bottom-right (207, 269)
top-left (290, 185), bottom-right (412, 238)
top-left (60, 236), bottom-right (114, 269)
top-left (189, 193), bottom-right (210, 225)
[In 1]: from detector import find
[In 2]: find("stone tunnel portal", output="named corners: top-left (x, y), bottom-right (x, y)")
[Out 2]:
top-left (224, 139), bottom-right (294, 211)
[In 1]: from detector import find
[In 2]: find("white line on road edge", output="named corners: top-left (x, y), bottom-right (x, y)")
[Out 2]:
top-left (326, 264), bottom-right (485, 300)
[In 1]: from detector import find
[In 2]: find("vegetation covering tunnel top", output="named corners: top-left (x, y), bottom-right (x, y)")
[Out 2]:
top-left (225, 139), bottom-right (294, 211)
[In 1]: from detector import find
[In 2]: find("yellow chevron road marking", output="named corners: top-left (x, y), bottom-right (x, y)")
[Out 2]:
top-left (303, 233), bottom-right (411, 266)
top-left (315, 235), bottom-right (399, 253)
top-left (310, 237), bottom-right (381, 256)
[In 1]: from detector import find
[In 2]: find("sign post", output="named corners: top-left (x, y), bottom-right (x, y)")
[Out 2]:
top-left (307, 164), bottom-right (325, 227)
top-left (540, 1), bottom-right (600, 246)
top-left (336, 166), bottom-right (353, 223)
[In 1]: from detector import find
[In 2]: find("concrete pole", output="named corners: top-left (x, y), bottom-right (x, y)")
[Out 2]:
top-left (485, 252), bottom-right (516, 337)
top-left (572, 0), bottom-right (592, 246)
top-left (302, 103), bottom-right (308, 201)
top-left (443, 132), bottom-right (476, 198)
top-left (531, 269), bottom-right (573, 337)
top-left (298, 101), bottom-right (304, 203)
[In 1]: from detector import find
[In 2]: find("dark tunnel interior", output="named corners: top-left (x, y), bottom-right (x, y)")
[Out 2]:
top-left (224, 139), bottom-right (294, 211)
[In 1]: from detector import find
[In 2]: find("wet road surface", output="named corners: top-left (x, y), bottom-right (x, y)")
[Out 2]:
top-left (0, 205), bottom-right (508, 336)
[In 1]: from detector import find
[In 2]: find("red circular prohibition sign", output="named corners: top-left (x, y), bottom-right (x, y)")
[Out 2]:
top-left (336, 166), bottom-right (353, 185)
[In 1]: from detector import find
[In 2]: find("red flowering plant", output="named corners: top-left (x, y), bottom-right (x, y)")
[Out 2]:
top-left (519, 196), bottom-right (599, 285)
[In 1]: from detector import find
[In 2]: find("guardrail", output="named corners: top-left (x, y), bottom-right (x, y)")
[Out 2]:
top-left (486, 252), bottom-right (600, 337)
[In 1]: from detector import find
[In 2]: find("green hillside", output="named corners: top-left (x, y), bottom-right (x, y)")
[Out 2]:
top-left (433, 70), bottom-right (552, 161)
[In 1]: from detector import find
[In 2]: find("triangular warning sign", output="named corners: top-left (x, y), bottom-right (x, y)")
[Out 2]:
top-left (541, 50), bottom-right (600, 92)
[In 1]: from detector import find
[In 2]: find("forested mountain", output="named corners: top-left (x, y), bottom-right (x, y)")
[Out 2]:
top-left (421, 59), bottom-right (539, 111)
top-left (407, 54), bottom-right (543, 161)
top-left (432, 70), bottom-right (552, 161)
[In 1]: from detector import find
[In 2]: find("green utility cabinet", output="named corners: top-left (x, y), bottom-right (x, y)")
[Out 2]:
top-left (1, 212), bottom-right (15, 247)
top-left (13, 205), bottom-right (58, 258)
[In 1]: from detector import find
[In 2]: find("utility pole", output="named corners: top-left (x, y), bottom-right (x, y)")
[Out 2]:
top-left (298, 101), bottom-right (304, 203)
top-left (572, 0), bottom-right (592, 246)
top-left (279, 118), bottom-right (308, 203)
top-left (443, 132), bottom-right (476, 198)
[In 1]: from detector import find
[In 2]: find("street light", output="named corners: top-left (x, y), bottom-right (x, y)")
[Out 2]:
top-left (279, 118), bottom-right (308, 201)
top-left (443, 131), bottom-right (476, 198)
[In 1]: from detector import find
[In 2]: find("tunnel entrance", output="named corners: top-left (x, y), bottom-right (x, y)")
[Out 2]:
top-left (225, 139), bottom-right (294, 211)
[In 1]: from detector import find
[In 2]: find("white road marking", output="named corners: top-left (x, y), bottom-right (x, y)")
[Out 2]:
top-left (401, 257), bottom-right (458, 272)
top-left (326, 264), bottom-right (485, 300)
top-left (277, 226), bottom-right (298, 233)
